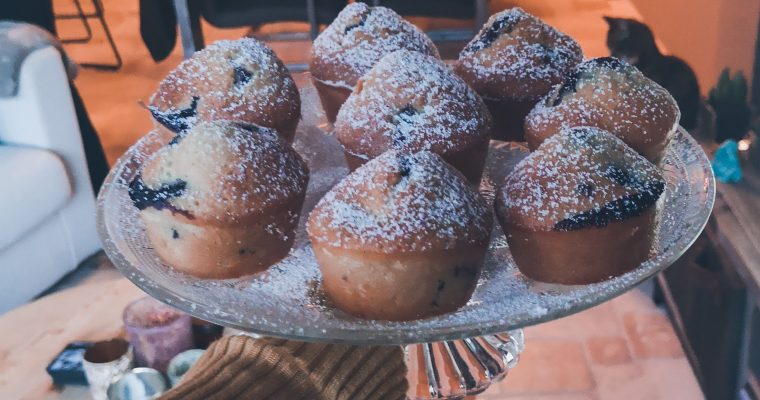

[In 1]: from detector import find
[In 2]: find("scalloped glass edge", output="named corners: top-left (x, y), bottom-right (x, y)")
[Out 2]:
top-left (97, 86), bottom-right (715, 345)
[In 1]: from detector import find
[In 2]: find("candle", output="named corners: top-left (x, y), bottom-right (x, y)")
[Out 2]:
top-left (123, 297), bottom-right (193, 372)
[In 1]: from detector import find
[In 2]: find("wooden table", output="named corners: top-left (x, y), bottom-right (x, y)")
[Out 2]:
top-left (0, 275), bottom-right (144, 399)
top-left (658, 147), bottom-right (760, 400)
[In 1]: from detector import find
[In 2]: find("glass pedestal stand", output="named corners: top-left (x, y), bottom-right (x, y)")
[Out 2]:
top-left (405, 330), bottom-right (524, 399)
top-left (96, 84), bottom-right (713, 400)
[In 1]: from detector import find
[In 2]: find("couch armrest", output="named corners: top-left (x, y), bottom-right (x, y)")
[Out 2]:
top-left (0, 47), bottom-right (93, 198)
top-left (0, 146), bottom-right (72, 250)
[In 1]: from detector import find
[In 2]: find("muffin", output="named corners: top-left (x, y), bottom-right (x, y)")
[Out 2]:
top-left (455, 8), bottom-right (582, 141)
top-left (129, 121), bottom-right (309, 278)
top-left (334, 50), bottom-right (492, 184)
top-left (524, 57), bottom-right (680, 164)
top-left (309, 2), bottom-right (440, 123)
top-left (496, 126), bottom-right (665, 284)
top-left (308, 151), bottom-right (492, 321)
top-left (148, 38), bottom-right (301, 142)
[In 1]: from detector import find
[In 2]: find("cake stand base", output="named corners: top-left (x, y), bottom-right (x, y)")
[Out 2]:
top-left (406, 330), bottom-right (524, 399)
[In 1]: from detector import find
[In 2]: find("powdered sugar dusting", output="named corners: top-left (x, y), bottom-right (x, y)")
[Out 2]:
top-left (141, 121), bottom-right (308, 223)
top-left (308, 151), bottom-right (492, 252)
top-left (335, 50), bottom-right (490, 158)
top-left (457, 7), bottom-right (582, 100)
top-left (499, 127), bottom-right (664, 231)
top-left (149, 38), bottom-right (299, 131)
top-left (526, 57), bottom-right (679, 157)
top-left (310, 3), bottom-right (439, 86)
top-left (96, 84), bottom-right (714, 344)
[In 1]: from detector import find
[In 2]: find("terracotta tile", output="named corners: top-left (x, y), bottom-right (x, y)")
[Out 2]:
top-left (498, 339), bottom-right (594, 394)
top-left (609, 289), bottom-right (657, 316)
top-left (585, 337), bottom-right (632, 365)
top-left (592, 363), bottom-right (660, 400)
top-left (527, 300), bottom-right (621, 340)
top-left (481, 394), bottom-right (596, 400)
top-left (623, 312), bottom-right (684, 359)
top-left (641, 359), bottom-right (704, 400)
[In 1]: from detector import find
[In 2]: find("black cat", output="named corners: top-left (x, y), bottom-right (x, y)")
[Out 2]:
top-left (605, 16), bottom-right (700, 130)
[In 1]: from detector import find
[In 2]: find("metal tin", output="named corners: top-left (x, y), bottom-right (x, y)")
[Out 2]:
top-left (82, 339), bottom-right (133, 400)
top-left (107, 368), bottom-right (168, 400)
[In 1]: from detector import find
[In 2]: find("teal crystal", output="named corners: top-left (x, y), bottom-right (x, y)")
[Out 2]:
top-left (712, 139), bottom-right (742, 183)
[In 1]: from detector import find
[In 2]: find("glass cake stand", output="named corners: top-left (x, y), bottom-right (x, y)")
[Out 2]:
top-left (97, 85), bottom-right (715, 399)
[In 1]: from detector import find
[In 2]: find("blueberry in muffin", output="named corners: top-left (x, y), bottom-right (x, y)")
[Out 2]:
top-left (496, 126), bottom-right (665, 284)
top-left (130, 120), bottom-right (309, 278)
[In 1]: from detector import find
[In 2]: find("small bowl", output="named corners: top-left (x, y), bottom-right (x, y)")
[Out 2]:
top-left (107, 367), bottom-right (167, 400)
top-left (166, 349), bottom-right (205, 386)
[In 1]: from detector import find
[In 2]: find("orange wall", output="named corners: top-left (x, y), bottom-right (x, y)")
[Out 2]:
top-left (630, 0), bottom-right (759, 96)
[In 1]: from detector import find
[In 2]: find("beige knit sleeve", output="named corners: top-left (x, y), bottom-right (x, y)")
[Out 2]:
top-left (160, 335), bottom-right (408, 400)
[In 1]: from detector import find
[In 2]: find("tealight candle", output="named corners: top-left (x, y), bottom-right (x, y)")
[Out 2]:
top-left (123, 297), bottom-right (193, 372)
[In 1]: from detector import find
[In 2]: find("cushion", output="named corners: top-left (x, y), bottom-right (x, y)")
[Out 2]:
top-left (0, 145), bottom-right (71, 250)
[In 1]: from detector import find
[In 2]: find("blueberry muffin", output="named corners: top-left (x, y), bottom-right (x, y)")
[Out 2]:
top-left (308, 151), bottom-right (492, 321)
top-left (496, 126), bottom-right (665, 284)
top-left (334, 50), bottom-right (492, 184)
top-left (129, 121), bottom-right (309, 278)
top-left (525, 57), bottom-right (680, 164)
top-left (149, 38), bottom-right (301, 142)
top-left (309, 2), bottom-right (439, 122)
top-left (455, 8), bottom-right (582, 141)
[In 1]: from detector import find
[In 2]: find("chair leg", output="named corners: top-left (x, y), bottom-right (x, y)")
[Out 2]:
top-left (475, 0), bottom-right (488, 27)
top-left (173, 0), bottom-right (205, 59)
top-left (306, 0), bottom-right (318, 40)
top-left (56, 0), bottom-right (93, 44)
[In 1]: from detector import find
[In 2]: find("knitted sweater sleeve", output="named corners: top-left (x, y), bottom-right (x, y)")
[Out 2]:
top-left (160, 335), bottom-right (408, 400)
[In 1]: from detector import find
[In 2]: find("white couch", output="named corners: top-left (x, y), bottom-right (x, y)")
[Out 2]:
top-left (0, 44), bottom-right (101, 314)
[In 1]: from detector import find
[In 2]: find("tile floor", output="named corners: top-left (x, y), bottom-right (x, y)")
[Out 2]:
top-left (483, 289), bottom-right (703, 399)
top-left (57, 0), bottom-right (644, 165)
top-left (50, 0), bottom-right (704, 398)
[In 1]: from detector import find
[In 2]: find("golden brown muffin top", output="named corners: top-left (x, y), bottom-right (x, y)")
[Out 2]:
top-left (334, 50), bottom-right (492, 160)
top-left (525, 57), bottom-right (679, 157)
top-left (455, 8), bottom-right (582, 101)
top-left (497, 126), bottom-right (664, 232)
top-left (309, 3), bottom-right (439, 88)
top-left (308, 151), bottom-right (492, 253)
top-left (149, 38), bottom-right (300, 135)
top-left (130, 121), bottom-right (308, 226)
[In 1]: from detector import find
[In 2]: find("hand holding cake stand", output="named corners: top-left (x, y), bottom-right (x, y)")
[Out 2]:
top-left (97, 83), bottom-right (714, 399)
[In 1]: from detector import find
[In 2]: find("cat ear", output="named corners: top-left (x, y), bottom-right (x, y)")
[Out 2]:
top-left (604, 16), bottom-right (630, 35)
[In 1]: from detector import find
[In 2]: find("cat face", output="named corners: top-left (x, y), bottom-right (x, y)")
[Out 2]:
top-left (604, 16), bottom-right (658, 66)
